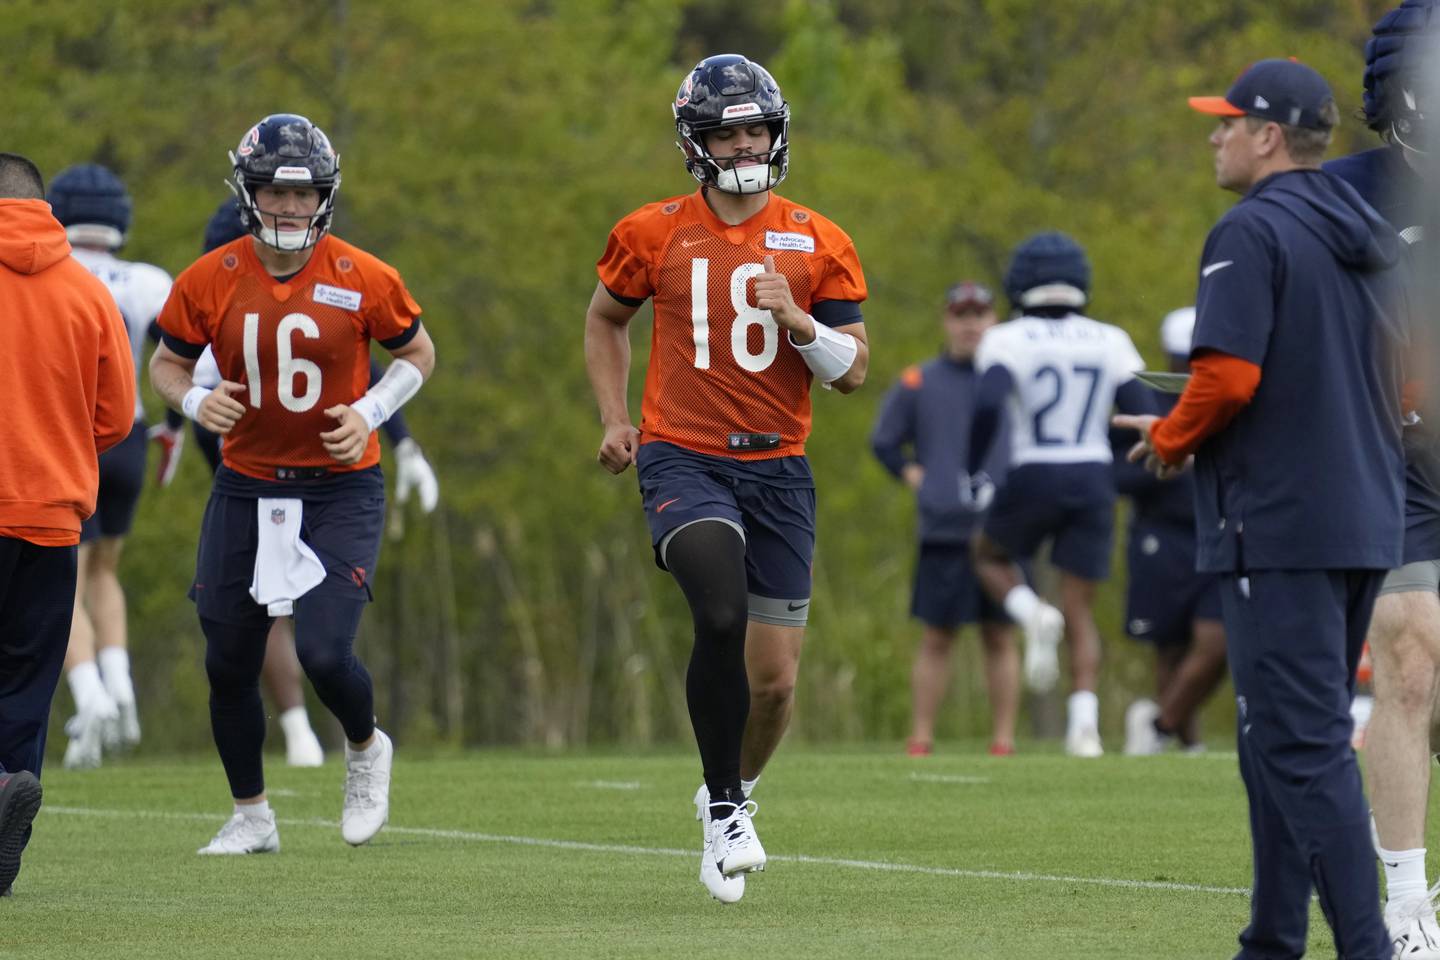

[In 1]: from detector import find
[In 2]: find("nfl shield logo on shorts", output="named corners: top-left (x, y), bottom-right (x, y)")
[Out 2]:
top-left (270, 508), bottom-right (286, 525)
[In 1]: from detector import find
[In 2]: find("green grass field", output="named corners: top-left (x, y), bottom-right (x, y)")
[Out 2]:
top-left (5, 742), bottom-right (1410, 959)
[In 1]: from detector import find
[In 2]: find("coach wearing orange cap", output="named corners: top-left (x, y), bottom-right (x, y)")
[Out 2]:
top-left (1116, 59), bottom-right (1405, 958)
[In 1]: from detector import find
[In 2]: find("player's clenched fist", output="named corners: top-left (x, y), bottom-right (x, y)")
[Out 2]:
top-left (320, 404), bottom-right (372, 465)
top-left (597, 422), bottom-right (641, 474)
top-left (197, 381), bottom-right (248, 435)
top-left (754, 255), bottom-right (813, 341)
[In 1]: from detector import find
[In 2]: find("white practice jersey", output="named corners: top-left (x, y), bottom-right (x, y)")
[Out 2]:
top-left (71, 247), bottom-right (172, 422)
top-left (975, 314), bottom-right (1144, 467)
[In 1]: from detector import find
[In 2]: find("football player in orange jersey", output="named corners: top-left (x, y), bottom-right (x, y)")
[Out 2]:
top-left (585, 54), bottom-right (869, 902)
top-left (149, 114), bottom-right (435, 856)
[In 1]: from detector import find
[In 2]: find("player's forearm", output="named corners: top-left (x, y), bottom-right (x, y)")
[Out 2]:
top-left (149, 352), bottom-right (198, 413)
top-left (830, 336), bottom-right (868, 394)
top-left (585, 312), bottom-right (633, 426)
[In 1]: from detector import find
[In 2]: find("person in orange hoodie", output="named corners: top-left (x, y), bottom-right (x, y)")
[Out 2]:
top-left (0, 153), bottom-right (136, 897)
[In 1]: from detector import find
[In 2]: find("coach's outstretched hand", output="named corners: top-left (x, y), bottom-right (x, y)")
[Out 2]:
top-left (1112, 413), bottom-right (1190, 480)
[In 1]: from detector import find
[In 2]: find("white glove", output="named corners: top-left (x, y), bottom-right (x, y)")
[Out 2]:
top-left (146, 422), bottom-right (185, 487)
top-left (958, 470), bottom-right (995, 512)
top-left (394, 438), bottom-right (439, 514)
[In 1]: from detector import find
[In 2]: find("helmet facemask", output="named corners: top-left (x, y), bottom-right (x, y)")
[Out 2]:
top-left (1390, 85), bottom-right (1429, 155)
top-left (672, 55), bottom-right (790, 195)
top-left (227, 114), bottom-right (341, 252)
top-left (675, 112), bottom-right (790, 195)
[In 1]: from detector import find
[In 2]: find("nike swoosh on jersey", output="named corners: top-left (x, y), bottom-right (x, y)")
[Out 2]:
top-left (681, 238), bottom-right (711, 249)
top-left (1201, 260), bottom-right (1235, 278)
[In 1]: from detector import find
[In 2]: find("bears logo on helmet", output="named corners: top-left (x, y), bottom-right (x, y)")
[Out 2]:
top-left (673, 54), bottom-right (790, 195)
top-left (47, 164), bottom-right (132, 250)
top-left (227, 113), bottom-right (341, 252)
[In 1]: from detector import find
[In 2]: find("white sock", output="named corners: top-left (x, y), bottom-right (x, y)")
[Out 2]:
top-left (347, 729), bottom-right (384, 758)
top-left (1067, 690), bottom-right (1099, 733)
top-left (235, 798), bottom-right (271, 820)
top-left (1379, 844), bottom-right (1428, 905)
top-left (97, 647), bottom-right (134, 704)
top-left (740, 776), bottom-right (759, 798)
top-left (67, 661), bottom-right (107, 713)
top-left (279, 706), bottom-right (317, 743)
top-left (1003, 585), bottom-right (1041, 623)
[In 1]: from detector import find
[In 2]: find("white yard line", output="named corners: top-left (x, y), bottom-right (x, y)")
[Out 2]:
top-left (42, 805), bottom-right (1248, 897)
top-left (907, 772), bottom-right (992, 784)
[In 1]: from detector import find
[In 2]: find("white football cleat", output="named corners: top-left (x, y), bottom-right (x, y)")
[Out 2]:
top-left (700, 836), bottom-right (746, 902)
top-left (1021, 603), bottom-right (1064, 693)
top-left (62, 696), bottom-right (119, 770)
top-left (694, 783), bottom-right (710, 845)
top-left (1065, 725), bottom-right (1105, 758)
top-left (1123, 699), bottom-right (1169, 756)
top-left (341, 729), bottom-right (392, 846)
top-left (711, 800), bottom-right (766, 877)
top-left (197, 811), bottom-right (280, 855)
top-left (1388, 885), bottom-right (1440, 959)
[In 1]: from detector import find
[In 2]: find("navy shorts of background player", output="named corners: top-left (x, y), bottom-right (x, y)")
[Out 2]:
top-left (1111, 393), bottom-right (1220, 647)
top-left (910, 543), bottom-right (1011, 629)
top-left (192, 467), bottom-right (385, 632)
top-left (638, 442), bottom-right (814, 625)
top-left (982, 462), bottom-right (1116, 582)
top-left (79, 421), bottom-right (148, 543)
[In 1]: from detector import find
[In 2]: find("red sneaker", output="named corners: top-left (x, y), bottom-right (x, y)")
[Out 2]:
top-left (988, 741), bottom-right (1015, 757)
top-left (905, 739), bottom-right (932, 757)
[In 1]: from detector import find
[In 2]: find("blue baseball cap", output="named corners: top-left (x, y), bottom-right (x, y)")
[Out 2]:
top-left (1189, 58), bottom-right (1336, 130)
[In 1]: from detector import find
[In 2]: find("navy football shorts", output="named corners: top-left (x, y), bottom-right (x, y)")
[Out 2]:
top-left (1123, 521), bottom-right (1222, 646)
top-left (637, 445), bottom-right (815, 625)
top-left (910, 541), bottom-right (1011, 630)
top-left (191, 480), bottom-right (385, 629)
top-left (81, 421), bottom-right (148, 543)
top-left (982, 462), bottom-right (1115, 581)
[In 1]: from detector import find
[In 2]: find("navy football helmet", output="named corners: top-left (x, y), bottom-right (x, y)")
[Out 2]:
top-left (202, 199), bottom-right (246, 253)
top-left (228, 113), bottom-right (341, 251)
top-left (47, 164), bottom-right (131, 250)
top-left (673, 54), bottom-right (789, 194)
top-left (1004, 232), bottom-right (1091, 311)
top-left (1364, 0), bottom-right (1438, 154)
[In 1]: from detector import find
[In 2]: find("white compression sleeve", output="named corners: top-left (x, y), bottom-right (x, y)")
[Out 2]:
top-left (788, 320), bottom-right (858, 384)
top-left (350, 358), bottom-right (425, 431)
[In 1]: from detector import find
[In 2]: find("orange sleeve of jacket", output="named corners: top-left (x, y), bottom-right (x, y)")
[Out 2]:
top-left (92, 296), bottom-right (136, 455)
top-left (1150, 351), bottom-right (1262, 465)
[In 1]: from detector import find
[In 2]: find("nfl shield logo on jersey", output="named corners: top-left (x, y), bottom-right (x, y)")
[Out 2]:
top-left (270, 508), bottom-right (286, 525)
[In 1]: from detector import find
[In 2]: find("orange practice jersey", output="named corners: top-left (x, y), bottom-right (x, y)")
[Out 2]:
top-left (157, 235), bottom-right (421, 480)
top-left (597, 189), bottom-right (866, 459)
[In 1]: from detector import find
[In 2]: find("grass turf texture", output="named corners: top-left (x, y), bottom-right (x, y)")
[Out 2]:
top-left (2, 743), bottom-right (1386, 958)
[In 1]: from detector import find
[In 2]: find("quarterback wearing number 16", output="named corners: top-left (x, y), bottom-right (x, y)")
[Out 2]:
top-left (584, 54), bottom-right (868, 904)
top-left (150, 114), bottom-right (436, 857)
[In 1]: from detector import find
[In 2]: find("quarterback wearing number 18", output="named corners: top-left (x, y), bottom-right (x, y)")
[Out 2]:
top-left (584, 54), bottom-right (868, 904)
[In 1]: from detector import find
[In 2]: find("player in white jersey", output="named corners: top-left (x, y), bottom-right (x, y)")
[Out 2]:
top-left (46, 165), bottom-right (171, 768)
top-left (964, 232), bottom-right (1154, 756)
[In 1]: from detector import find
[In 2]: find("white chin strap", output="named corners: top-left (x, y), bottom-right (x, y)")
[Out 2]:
top-left (713, 163), bottom-right (776, 195)
top-left (257, 224), bottom-right (318, 251)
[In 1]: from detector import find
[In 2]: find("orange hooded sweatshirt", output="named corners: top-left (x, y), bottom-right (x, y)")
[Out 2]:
top-left (0, 199), bottom-right (136, 545)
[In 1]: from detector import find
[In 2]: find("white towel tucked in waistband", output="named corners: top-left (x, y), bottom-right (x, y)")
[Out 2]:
top-left (249, 498), bottom-right (327, 617)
